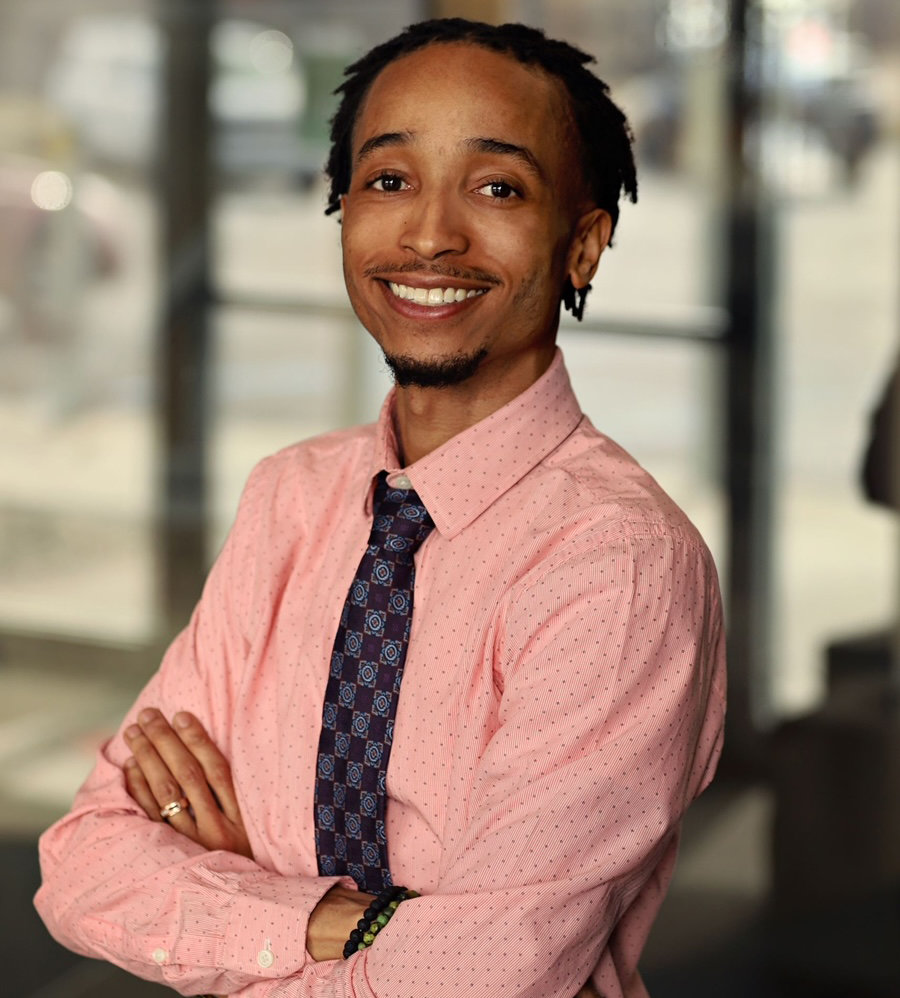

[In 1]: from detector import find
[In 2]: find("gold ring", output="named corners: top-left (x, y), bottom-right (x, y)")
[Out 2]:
top-left (159, 797), bottom-right (189, 820)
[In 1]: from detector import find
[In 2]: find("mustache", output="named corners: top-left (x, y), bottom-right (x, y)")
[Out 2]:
top-left (363, 262), bottom-right (502, 286)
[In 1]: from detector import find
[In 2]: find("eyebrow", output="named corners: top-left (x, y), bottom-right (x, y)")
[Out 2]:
top-left (464, 137), bottom-right (545, 181)
top-left (354, 131), bottom-right (545, 181)
top-left (355, 131), bottom-right (413, 166)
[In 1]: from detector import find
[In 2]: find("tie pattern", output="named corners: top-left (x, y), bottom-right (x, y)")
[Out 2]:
top-left (314, 472), bottom-right (434, 892)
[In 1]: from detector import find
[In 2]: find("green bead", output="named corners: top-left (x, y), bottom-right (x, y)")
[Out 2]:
top-left (376, 912), bottom-right (390, 926)
top-left (363, 931), bottom-right (375, 945)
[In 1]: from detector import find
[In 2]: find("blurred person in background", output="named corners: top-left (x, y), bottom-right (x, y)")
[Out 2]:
top-left (35, 19), bottom-right (725, 998)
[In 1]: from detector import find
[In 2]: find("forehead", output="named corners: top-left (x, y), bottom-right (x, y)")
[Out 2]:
top-left (352, 42), bottom-right (575, 160)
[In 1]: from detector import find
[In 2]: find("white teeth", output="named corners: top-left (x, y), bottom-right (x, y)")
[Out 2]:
top-left (387, 281), bottom-right (487, 306)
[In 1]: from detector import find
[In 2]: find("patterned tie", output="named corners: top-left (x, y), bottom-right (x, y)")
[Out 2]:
top-left (314, 472), bottom-right (435, 892)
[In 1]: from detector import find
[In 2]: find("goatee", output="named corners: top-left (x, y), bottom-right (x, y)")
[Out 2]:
top-left (383, 347), bottom-right (488, 388)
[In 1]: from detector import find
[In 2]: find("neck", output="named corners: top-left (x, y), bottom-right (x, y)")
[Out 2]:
top-left (392, 345), bottom-right (556, 465)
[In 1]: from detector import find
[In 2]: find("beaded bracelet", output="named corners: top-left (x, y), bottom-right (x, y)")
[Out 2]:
top-left (342, 884), bottom-right (419, 958)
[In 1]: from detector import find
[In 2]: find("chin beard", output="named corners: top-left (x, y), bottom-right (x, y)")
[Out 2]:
top-left (383, 347), bottom-right (489, 388)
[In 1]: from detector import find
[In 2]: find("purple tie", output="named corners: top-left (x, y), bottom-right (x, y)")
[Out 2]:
top-left (314, 472), bottom-right (434, 892)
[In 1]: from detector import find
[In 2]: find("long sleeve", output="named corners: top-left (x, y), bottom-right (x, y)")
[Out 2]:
top-left (36, 510), bottom-right (723, 998)
top-left (35, 462), bottom-right (349, 995)
top-left (343, 528), bottom-right (725, 998)
top-left (35, 358), bottom-right (727, 998)
top-left (209, 528), bottom-right (722, 998)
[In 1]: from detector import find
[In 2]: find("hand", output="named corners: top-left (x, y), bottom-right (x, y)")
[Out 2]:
top-left (123, 708), bottom-right (253, 860)
top-left (123, 710), bottom-right (367, 964)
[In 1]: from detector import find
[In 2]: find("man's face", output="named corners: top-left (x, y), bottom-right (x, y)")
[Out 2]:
top-left (339, 42), bottom-right (606, 394)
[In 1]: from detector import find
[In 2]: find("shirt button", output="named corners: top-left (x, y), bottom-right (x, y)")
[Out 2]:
top-left (393, 474), bottom-right (412, 489)
top-left (257, 948), bottom-right (275, 969)
top-left (151, 948), bottom-right (168, 965)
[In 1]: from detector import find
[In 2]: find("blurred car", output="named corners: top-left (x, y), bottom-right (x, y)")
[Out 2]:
top-left (45, 15), bottom-right (322, 185)
top-left (0, 154), bottom-right (123, 337)
top-left (636, 68), bottom-right (880, 186)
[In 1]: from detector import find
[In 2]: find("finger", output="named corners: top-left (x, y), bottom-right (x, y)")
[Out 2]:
top-left (135, 709), bottom-right (224, 829)
top-left (123, 719), bottom-right (198, 835)
top-left (123, 756), bottom-right (163, 821)
top-left (172, 712), bottom-right (243, 824)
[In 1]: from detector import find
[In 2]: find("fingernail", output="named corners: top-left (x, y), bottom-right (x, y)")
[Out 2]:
top-left (138, 708), bottom-right (157, 724)
top-left (125, 725), bottom-right (141, 740)
top-left (174, 712), bottom-right (191, 729)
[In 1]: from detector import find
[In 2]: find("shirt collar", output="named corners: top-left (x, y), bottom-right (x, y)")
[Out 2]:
top-left (367, 348), bottom-right (583, 538)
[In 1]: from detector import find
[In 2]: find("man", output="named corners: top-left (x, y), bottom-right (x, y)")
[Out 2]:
top-left (36, 18), bottom-right (725, 998)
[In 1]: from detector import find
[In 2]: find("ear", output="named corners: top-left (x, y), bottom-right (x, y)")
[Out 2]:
top-left (566, 209), bottom-right (612, 289)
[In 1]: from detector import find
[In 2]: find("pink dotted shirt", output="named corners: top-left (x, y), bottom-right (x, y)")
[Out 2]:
top-left (36, 349), bottom-right (726, 998)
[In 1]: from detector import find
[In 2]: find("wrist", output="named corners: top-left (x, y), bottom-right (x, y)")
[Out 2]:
top-left (342, 884), bottom-right (418, 959)
top-left (307, 886), bottom-right (374, 962)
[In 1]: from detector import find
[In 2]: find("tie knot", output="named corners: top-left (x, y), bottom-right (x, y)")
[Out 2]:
top-left (371, 473), bottom-right (434, 556)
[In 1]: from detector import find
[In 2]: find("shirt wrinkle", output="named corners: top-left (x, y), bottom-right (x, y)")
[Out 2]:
top-left (36, 347), bottom-right (726, 998)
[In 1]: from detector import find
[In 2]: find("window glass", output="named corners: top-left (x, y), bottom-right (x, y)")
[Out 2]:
top-left (7, 0), bottom-right (895, 727)
top-left (762, 0), bottom-right (899, 712)
top-left (209, 1), bottom-right (419, 526)
top-left (0, 1), bottom-right (159, 643)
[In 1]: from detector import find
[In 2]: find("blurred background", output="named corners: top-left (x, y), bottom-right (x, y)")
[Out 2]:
top-left (0, 0), bottom-right (897, 995)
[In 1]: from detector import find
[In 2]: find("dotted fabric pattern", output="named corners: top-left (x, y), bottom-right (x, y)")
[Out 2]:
top-left (314, 471), bottom-right (435, 892)
top-left (34, 352), bottom-right (727, 998)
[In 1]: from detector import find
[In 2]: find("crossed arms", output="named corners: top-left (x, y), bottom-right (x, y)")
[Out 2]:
top-left (121, 708), bottom-right (370, 963)
top-left (35, 457), bottom-right (726, 997)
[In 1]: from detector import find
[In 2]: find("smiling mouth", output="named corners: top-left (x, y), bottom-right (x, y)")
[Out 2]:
top-left (387, 282), bottom-right (488, 306)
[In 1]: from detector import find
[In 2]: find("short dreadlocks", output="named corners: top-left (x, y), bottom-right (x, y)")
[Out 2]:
top-left (324, 18), bottom-right (638, 321)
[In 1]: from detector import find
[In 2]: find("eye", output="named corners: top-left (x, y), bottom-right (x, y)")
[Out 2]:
top-left (368, 173), bottom-right (408, 193)
top-left (476, 180), bottom-right (520, 200)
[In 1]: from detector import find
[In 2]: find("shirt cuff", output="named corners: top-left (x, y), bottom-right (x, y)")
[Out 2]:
top-left (173, 866), bottom-right (349, 980)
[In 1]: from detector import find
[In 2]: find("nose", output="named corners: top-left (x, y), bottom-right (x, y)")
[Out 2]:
top-left (400, 188), bottom-right (469, 260)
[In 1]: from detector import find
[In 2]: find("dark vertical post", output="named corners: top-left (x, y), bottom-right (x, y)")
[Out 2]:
top-left (723, 0), bottom-right (776, 765)
top-left (156, 0), bottom-right (214, 638)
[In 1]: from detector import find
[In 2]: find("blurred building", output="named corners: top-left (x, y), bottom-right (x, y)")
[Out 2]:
top-left (0, 2), bottom-right (898, 996)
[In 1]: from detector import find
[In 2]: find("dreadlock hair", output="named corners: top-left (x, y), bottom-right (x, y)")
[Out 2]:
top-left (324, 18), bottom-right (638, 321)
